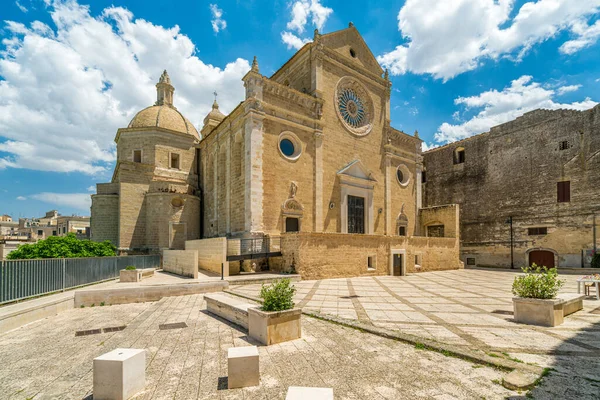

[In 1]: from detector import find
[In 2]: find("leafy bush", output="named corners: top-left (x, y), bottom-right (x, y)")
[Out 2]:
top-left (512, 264), bottom-right (564, 299)
top-left (6, 233), bottom-right (116, 260)
top-left (591, 253), bottom-right (600, 269)
top-left (125, 266), bottom-right (137, 271)
top-left (259, 278), bottom-right (296, 312)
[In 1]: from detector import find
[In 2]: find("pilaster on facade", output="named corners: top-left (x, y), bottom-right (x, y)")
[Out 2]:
top-left (244, 111), bottom-right (265, 233)
top-left (314, 130), bottom-right (324, 232)
top-left (225, 134), bottom-right (231, 235)
top-left (384, 154), bottom-right (392, 235)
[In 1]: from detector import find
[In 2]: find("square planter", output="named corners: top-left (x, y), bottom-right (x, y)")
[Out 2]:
top-left (120, 269), bottom-right (142, 283)
top-left (248, 307), bottom-right (302, 345)
top-left (513, 297), bottom-right (565, 327)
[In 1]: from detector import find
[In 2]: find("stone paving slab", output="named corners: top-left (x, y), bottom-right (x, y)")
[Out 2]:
top-left (230, 269), bottom-right (600, 399)
top-left (0, 294), bottom-right (519, 400)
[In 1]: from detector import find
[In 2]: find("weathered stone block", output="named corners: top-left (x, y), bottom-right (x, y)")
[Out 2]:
top-left (513, 297), bottom-right (565, 327)
top-left (119, 269), bottom-right (142, 283)
top-left (248, 307), bottom-right (301, 345)
top-left (227, 346), bottom-right (259, 389)
top-left (286, 386), bottom-right (334, 400)
top-left (93, 348), bottom-right (145, 400)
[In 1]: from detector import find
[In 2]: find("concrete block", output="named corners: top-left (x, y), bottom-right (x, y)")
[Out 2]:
top-left (286, 386), bottom-right (334, 400)
top-left (227, 346), bottom-right (259, 389)
top-left (559, 293), bottom-right (584, 316)
top-left (502, 370), bottom-right (539, 391)
top-left (93, 348), bottom-right (145, 400)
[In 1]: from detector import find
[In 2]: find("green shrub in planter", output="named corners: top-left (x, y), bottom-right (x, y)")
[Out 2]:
top-left (259, 278), bottom-right (296, 312)
top-left (125, 266), bottom-right (137, 271)
top-left (512, 264), bottom-right (564, 299)
top-left (591, 253), bottom-right (600, 269)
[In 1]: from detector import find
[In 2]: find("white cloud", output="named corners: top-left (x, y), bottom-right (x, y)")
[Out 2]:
top-left (281, 0), bottom-right (332, 49)
top-left (0, 0), bottom-right (249, 175)
top-left (30, 192), bottom-right (91, 211)
top-left (435, 75), bottom-right (597, 143)
top-left (557, 84), bottom-right (581, 95)
top-left (15, 1), bottom-right (28, 13)
top-left (209, 4), bottom-right (227, 33)
top-left (16, 196), bottom-right (27, 200)
top-left (378, 0), bottom-right (600, 81)
top-left (560, 19), bottom-right (600, 54)
top-left (86, 185), bottom-right (95, 192)
top-left (281, 31), bottom-right (311, 50)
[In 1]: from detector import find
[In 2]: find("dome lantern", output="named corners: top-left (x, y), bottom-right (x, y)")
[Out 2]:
top-left (155, 70), bottom-right (175, 107)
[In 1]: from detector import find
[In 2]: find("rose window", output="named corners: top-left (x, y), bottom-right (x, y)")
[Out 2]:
top-left (338, 89), bottom-right (366, 128)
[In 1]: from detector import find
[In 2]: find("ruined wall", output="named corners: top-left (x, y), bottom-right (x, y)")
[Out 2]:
top-left (423, 106), bottom-right (600, 268)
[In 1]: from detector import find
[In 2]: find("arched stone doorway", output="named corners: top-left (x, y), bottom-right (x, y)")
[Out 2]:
top-left (528, 250), bottom-right (555, 268)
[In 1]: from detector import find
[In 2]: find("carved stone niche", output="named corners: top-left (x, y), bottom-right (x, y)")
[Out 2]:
top-left (396, 204), bottom-right (408, 236)
top-left (281, 182), bottom-right (304, 232)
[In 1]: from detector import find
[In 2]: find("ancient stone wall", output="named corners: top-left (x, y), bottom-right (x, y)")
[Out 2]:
top-left (423, 106), bottom-right (600, 268)
top-left (90, 194), bottom-right (119, 246)
top-left (419, 204), bottom-right (460, 238)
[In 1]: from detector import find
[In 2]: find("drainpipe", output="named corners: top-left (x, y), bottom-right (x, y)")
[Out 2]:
top-left (594, 212), bottom-right (597, 255)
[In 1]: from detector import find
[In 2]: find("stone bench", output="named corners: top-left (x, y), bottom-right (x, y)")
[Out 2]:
top-left (204, 293), bottom-right (256, 329)
top-left (559, 293), bottom-right (585, 317)
top-left (141, 268), bottom-right (155, 278)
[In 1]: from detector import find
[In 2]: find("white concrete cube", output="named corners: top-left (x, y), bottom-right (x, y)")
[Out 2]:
top-left (286, 386), bottom-right (334, 400)
top-left (227, 346), bottom-right (259, 389)
top-left (93, 348), bottom-right (145, 400)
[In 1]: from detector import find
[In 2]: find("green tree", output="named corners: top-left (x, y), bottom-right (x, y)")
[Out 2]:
top-left (6, 233), bottom-right (116, 260)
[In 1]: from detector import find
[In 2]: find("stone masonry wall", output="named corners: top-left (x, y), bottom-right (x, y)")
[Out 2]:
top-left (279, 232), bottom-right (460, 280)
top-left (423, 106), bottom-right (600, 268)
top-left (185, 237), bottom-right (228, 276)
top-left (90, 194), bottom-right (119, 246)
top-left (163, 249), bottom-right (198, 278)
top-left (419, 204), bottom-right (460, 238)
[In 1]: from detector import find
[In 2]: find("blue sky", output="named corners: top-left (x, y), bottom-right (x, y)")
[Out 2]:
top-left (1, 0), bottom-right (599, 218)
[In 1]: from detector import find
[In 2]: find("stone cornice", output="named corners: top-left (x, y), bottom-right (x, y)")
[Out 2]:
top-left (261, 102), bottom-right (323, 132)
top-left (115, 126), bottom-right (198, 144)
top-left (259, 76), bottom-right (324, 118)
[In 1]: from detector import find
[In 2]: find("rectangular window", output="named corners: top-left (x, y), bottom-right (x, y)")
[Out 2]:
top-left (457, 150), bottom-right (465, 164)
top-left (367, 255), bottom-right (376, 270)
top-left (398, 226), bottom-right (406, 236)
top-left (52, 230), bottom-right (57, 236)
top-left (285, 217), bottom-right (299, 232)
top-left (133, 150), bottom-right (142, 163)
top-left (467, 257), bottom-right (476, 266)
top-left (528, 227), bottom-right (548, 236)
top-left (422, 171), bottom-right (427, 183)
top-left (557, 181), bottom-right (570, 203)
top-left (170, 153), bottom-right (180, 169)
top-left (37, 230), bottom-right (43, 236)
top-left (559, 140), bottom-right (570, 150)
top-left (347, 195), bottom-right (365, 234)
top-left (427, 225), bottom-right (445, 237)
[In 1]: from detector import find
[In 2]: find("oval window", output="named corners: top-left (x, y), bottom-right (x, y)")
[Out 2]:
top-left (279, 138), bottom-right (295, 157)
top-left (396, 164), bottom-right (410, 187)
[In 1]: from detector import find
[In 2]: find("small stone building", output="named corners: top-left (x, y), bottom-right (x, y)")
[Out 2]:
top-left (91, 25), bottom-right (461, 278)
top-left (423, 107), bottom-right (600, 269)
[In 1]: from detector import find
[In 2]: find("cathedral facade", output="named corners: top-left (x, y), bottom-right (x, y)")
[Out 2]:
top-left (91, 25), bottom-right (461, 278)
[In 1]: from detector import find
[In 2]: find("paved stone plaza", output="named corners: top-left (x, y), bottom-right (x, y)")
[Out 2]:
top-left (0, 293), bottom-right (518, 399)
top-left (231, 268), bottom-right (600, 399)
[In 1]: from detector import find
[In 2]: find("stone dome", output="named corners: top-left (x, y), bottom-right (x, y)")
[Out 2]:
top-left (128, 105), bottom-right (200, 139)
top-left (127, 70), bottom-right (200, 140)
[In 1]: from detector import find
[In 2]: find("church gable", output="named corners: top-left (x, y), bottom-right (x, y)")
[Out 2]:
top-left (320, 26), bottom-right (383, 76)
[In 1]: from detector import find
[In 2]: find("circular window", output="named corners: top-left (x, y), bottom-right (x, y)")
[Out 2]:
top-left (334, 77), bottom-right (373, 136)
top-left (280, 139), bottom-right (295, 157)
top-left (278, 132), bottom-right (302, 161)
top-left (396, 164), bottom-right (410, 187)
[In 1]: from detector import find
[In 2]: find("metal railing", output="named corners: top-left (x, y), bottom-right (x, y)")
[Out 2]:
top-left (226, 236), bottom-right (282, 260)
top-left (0, 255), bottom-right (160, 305)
